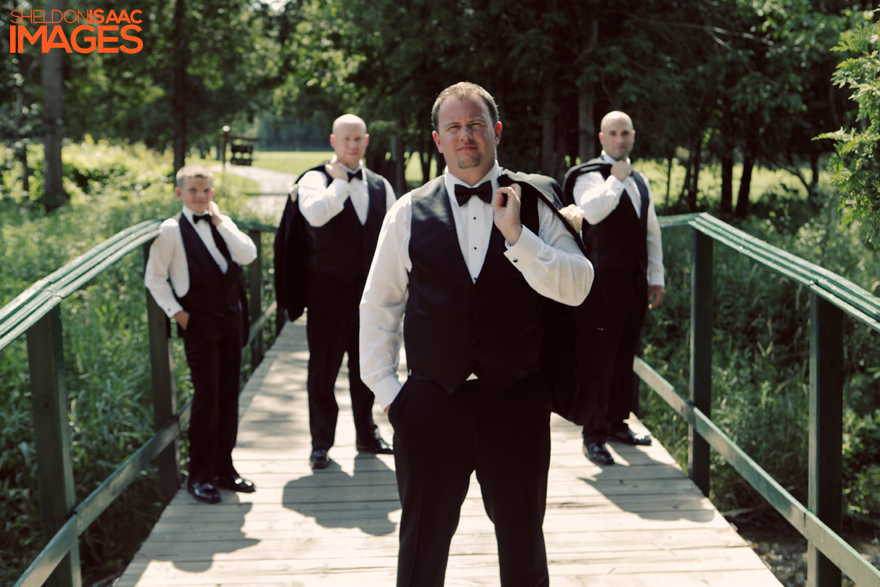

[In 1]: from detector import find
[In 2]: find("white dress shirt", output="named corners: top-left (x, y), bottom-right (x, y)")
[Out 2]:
top-left (573, 151), bottom-right (665, 287)
top-left (360, 163), bottom-right (594, 409)
top-left (144, 206), bottom-right (258, 318)
top-left (298, 156), bottom-right (396, 227)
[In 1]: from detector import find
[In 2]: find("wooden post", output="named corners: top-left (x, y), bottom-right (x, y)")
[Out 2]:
top-left (807, 293), bottom-right (843, 587)
top-left (26, 305), bottom-right (81, 587)
top-left (689, 230), bottom-right (712, 497)
top-left (143, 242), bottom-right (181, 503)
top-left (248, 229), bottom-right (264, 369)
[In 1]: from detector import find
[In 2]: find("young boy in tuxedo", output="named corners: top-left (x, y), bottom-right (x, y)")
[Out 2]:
top-left (144, 164), bottom-right (258, 503)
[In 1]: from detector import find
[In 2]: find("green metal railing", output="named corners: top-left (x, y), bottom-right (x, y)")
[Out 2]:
top-left (643, 212), bottom-right (880, 587)
top-left (4, 218), bottom-right (278, 587)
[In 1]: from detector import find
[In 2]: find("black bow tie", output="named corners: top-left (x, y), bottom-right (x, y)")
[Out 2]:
top-left (192, 213), bottom-right (210, 224)
top-left (347, 169), bottom-right (363, 182)
top-left (454, 182), bottom-right (494, 206)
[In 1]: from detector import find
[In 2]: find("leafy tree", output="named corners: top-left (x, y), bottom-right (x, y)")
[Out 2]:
top-left (820, 10), bottom-right (880, 245)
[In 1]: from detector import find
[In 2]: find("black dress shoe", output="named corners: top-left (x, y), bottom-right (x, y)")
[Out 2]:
top-left (355, 435), bottom-right (393, 454)
top-left (608, 427), bottom-right (652, 446)
top-left (214, 475), bottom-right (256, 493)
top-left (187, 481), bottom-right (221, 504)
top-left (310, 449), bottom-right (329, 470)
top-left (584, 442), bottom-right (615, 466)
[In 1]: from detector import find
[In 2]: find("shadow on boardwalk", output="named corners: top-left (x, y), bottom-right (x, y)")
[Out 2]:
top-left (283, 454), bottom-right (399, 536)
top-left (116, 319), bottom-right (782, 587)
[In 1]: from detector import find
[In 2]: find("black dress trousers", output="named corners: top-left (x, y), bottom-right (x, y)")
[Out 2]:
top-left (582, 266), bottom-right (648, 444)
top-left (183, 306), bottom-right (242, 485)
top-left (305, 270), bottom-right (378, 451)
top-left (389, 373), bottom-right (551, 587)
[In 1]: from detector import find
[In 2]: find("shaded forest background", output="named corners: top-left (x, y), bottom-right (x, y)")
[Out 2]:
top-left (2, 0), bottom-right (878, 217)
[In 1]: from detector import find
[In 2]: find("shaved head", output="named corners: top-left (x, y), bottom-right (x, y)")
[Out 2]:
top-left (600, 111), bottom-right (633, 134)
top-left (332, 114), bottom-right (367, 135)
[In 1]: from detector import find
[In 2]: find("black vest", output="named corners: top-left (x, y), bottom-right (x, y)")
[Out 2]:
top-left (176, 213), bottom-right (243, 314)
top-left (404, 176), bottom-right (543, 394)
top-left (303, 166), bottom-right (387, 282)
top-left (577, 164), bottom-right (650, 275)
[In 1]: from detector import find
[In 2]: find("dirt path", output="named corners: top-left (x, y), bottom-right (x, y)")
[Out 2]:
top-left (217, 164), bottom-right (297, 224)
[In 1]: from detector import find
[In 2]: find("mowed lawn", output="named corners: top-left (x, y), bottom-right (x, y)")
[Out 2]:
top-left (251, 150), bottom-right (817, 207)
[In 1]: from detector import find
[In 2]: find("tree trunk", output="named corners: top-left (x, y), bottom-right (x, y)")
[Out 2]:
top-left (688, 140), bottom-right (701, 212)
top-left (720, 153), bottom-right (733, 215)
top-left (41, 0), bottom-right (67, 212)
top-left (541, 80), bottom-right (555, 176)
top-left (735, 155), bottom-right (754, 218)
top-left (420, 134), bottom-right (433, 183)
top-left (172, 0), bottom-right (188, 174)
top-left (679, 156), bottom-right (692, 207)
top-left (20, 143), bottom-right (30, 196)
top-left (394, 119), bottom-right (405, 195)
top-left (578, 87), bottom-right (595, 164)
top-left (665, 156), bottom-right (672, 208)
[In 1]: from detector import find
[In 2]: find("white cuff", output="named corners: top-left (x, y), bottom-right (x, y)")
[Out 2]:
top-left (503, 227), bottom-right (542, 268)
top-left (372, 376), bottom-right (403, 411)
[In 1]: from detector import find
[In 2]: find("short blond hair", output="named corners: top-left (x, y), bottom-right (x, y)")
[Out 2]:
top-left (175, 164), bottom-right (213, 188)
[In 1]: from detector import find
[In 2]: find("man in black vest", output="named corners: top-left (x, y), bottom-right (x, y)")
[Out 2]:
top-left (298, 114), bottom-right (397, 470)
top-left (566, 111), bottom-right (665, 466)
top-left (145, 164), bottom-right (258, 503)
top-left (360, 82), bottom-right (593, 587)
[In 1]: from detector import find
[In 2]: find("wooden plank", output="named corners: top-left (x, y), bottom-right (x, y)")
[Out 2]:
top-left (807, 292), bottom-right (843, 587)
top-left (689, 229), bottom-right (712, 496)
top-left (115, 320), bottom-right (782, 587)
top-left (25, 306), bottom-right (81, 587)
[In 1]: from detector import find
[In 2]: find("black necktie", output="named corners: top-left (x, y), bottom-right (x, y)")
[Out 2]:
top-left (454, 182), bottom-right (493, 206)
top-left (347, 169), bottom-right (363, 182)
top-left (192, 213), bottom-right (210, 224)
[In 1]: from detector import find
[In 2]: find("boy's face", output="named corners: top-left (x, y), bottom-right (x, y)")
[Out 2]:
top-left (176, 176), bottom-right (214, 213)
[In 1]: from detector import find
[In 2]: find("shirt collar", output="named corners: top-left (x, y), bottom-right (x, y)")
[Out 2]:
top-left (181, 206), bottom-right (201, 223)
top-left (443, 161), bottom-right (500, 199)
top-left (331, 154), bottom-right (363, 174)
top-left (600, 150), bottom-right (631, 165)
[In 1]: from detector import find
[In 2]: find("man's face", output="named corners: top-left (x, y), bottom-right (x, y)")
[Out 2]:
top-left (175, 176), bottom-right (214, 213)
top-left (432, 96), bottom-right (501, 180)
top-left (331, 122), bottom-right (369, 170)
top-left (599, 116), bottom-right (635, 161)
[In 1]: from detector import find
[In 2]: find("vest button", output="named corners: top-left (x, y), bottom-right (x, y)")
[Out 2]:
top-left (471, 291), bottom-right (478, 298)
top-left (471, 337), bottom-right (478, 344)
top-left (472, 314), bottom-right (478, 321)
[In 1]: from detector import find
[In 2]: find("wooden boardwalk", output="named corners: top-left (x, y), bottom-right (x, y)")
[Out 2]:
top-left (116, 319), bottom-right (782, 587)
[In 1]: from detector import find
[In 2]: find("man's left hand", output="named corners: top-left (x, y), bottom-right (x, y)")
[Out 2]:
top-left (207, 201), bottom-right (223, 226)
top-left (493, 183), bottom-right (523, 245)
top-left (648, 285), bottom-right (665, 309)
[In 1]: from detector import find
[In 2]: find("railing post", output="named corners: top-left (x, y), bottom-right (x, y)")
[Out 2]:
top-left (807, 293), bottom-right (843, 587)
top-left (26, 305), bottom-right (82, 587)
top-left (689, 229), bottom-right (712, 497)
top-left (143, 242), bottom-right (181, 503)
top-left (248, 229), bottom-right (264, 369)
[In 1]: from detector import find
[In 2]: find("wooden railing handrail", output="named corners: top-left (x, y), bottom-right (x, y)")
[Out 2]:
top-left (653, 212), bottom-right (880, 587)
top-left (660, 212), bottom-right (880, 332)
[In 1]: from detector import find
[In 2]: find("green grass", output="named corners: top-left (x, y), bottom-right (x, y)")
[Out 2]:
top-left (251, 151), bottom-right (334, 177)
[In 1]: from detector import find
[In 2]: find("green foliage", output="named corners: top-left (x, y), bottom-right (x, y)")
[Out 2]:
top-left (0, 142), bottom-right (276, 585)
top-left (640, 188), bottom-right (880, 530)
top-left (819, 10), bottom-right (880, 246)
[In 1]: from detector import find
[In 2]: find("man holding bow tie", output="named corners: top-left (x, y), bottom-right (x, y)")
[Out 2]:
top-left (297, 114), bottom-right (397, 470)
top-left (360, 83), bottom-right (593, 586)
